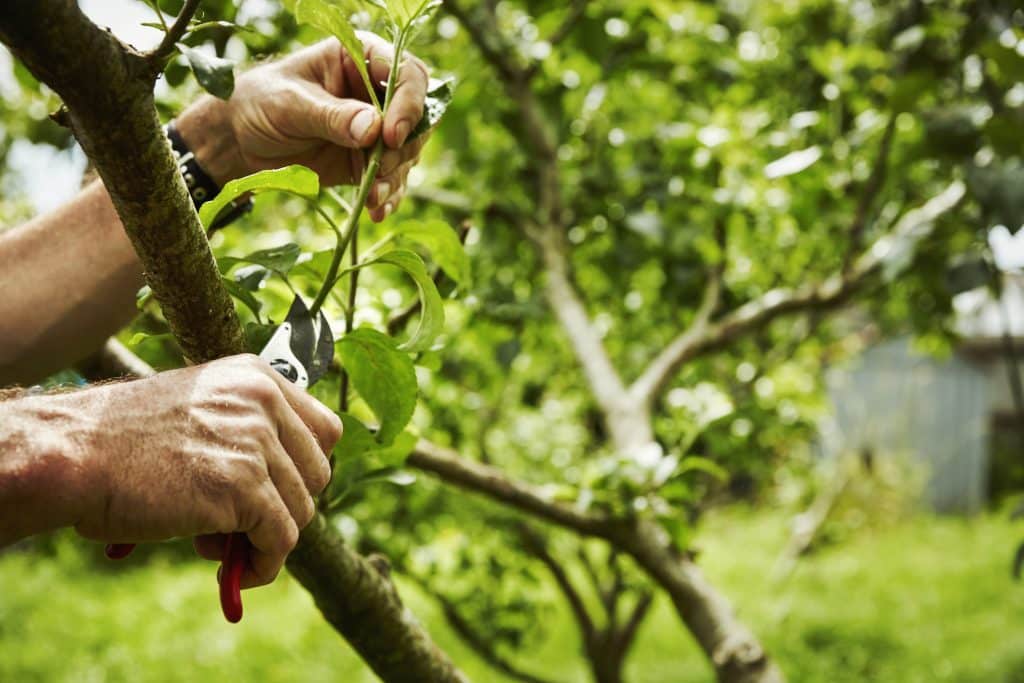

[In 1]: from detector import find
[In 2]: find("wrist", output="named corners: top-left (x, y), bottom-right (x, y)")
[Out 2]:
top-left (0, 392), bottom-right (101, 543)
top-left (175, 95), bottom-right (247, 186)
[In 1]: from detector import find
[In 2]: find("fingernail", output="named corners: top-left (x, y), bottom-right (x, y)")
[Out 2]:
top-left (350, 108), bottom-right (377, 145)
top-left (395, 120), bottom-right (411, 147)
top-left (376, 181), bottom-right (392, 204)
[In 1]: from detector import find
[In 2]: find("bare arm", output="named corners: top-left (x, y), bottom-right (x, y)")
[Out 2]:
top-left (0, 182), bottom-right (141, 385)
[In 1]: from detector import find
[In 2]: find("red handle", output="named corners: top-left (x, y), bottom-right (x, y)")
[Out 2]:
top-left (219, 532), bottom-right (249, 623)
top-left (105, 543), bottom-right (135, 559)
top-left (106, 536), bottom-right (247, 625)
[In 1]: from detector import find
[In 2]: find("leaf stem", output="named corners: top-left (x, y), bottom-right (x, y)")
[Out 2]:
top-left (340, 229), bottom-right (359, 412)
top-left (147, 0), bottom-right (169, 32)
top-left (308, 26), bottom-right (408, 318)
top-left (309, 143), bottom-right (383, 317)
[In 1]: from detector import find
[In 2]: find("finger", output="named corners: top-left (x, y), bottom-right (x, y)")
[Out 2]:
top-left (303, 89), bottom-right (382, 149)
top-left (369, 187), bottom-right (403, 223)
top-left (276, 403), bottom-right (332, 497)
top-left (241, 484), bottom-right (299, 588)
top-left (261, 364), bottom-right (343, 458)
top-left (264, 439), bottom-right (317, 529)
top-left (370, 157), bottom-right (417, 208)
top-left (194, 533), bottom-right (227, 561)
top-left (379, 135), bottom-right (426, 176)
top-left (357, 31), bottom-right (429, 148)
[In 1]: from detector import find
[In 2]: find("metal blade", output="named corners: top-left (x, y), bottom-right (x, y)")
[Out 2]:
top-left (284, 296), bottom-right (317, 371)
top-left (307, 309), bottom-right (335, 387)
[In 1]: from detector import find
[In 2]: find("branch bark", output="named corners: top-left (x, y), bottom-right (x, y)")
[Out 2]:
top-left (1, 3), bottom-right (465, 680)
top-left (629, 180), bottom-right (967, 408)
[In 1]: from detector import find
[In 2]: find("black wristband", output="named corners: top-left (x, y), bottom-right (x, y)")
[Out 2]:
top-left (165, 120), bottom-right (252, 230)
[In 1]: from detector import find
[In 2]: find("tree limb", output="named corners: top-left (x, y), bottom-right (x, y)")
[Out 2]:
top-left (426, 588), bottom-right (557, 683)
top-left (148, 0), bottom-right (200, 64)
top-left (442, 0), bottom-right (522, 82)
top-left (408, 439), bottom-right (611, 536)
top-left (629, 180), bottom-right (966, 408)
top-left (614, 591), bottom-right (654, 655)
top-left (518, 524), bottom-right (597, 644)
top-left (844, 116), bottom-right (897, 271)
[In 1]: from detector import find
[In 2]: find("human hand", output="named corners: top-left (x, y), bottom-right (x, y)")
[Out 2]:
top-left (176, 33), bottom-right (431, 222)
top-left (63, 354), bottom-right (341, 588)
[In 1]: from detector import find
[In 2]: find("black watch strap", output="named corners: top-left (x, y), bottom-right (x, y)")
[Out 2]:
top-left (165, 121), bottom-right (252, 230)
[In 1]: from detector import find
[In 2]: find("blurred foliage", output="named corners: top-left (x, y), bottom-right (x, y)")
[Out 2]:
top-left (2, 511), bottom-right (1024, 682)
top-left (2, 0), bottom-right (1024, 678)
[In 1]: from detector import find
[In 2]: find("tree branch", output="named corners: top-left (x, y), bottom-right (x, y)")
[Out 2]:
top-left (614, 591), bottom-right (654, 655)
top-left (407, 575), bottom-right (558, 683)
top-left (547, 0), bottom-right (590, 47)
top-left (442, 0), bottom-right (522, 82)
top-left (844, 116), bottom-right (897, 271)
top-left (518, 525), bottom-right (597, 644)
top-left (523, 0), bottom-right (590, 79)
top-left (629, 180), bottom-right (966, 408)
top-left (148, 0), bottom-right (200, 64)
top-left (408, 439), bottom-right (611, 536)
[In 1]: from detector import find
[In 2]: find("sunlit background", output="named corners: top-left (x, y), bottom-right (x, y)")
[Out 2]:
top-left (3, 1), bottom-right (1024, 681)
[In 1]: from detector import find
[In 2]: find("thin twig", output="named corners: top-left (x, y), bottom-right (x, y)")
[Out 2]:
top-left (148, 0), bottom-right (201, 63)
top-left (518, 524), bottom-right (596, 643)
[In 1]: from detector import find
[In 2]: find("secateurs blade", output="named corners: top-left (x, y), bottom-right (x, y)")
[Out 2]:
top-left (106, 294), bottom-right (335, 625)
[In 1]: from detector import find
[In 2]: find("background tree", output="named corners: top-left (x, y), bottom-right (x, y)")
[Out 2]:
top-left (1, 1), bottom-right (1022, 682)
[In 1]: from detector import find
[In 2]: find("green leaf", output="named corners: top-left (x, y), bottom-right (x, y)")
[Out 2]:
top-left (222, 277), bottom-right (263, 320)
top-left (336, 328), bottom-right (417, 445)
top-left (384, 0), bottom-right (441, 29)
top-left (391, 219), bottom-right (470, 286)
top-left (352, 249), bottom-right (445, 351)
top-left (290, 0), bottom-right (379, 109)
top-left (199, 165), bottom-right (319, 230)
top-left (675, 456), bottom-right (729, 482)
top-left (335, 412), bottom-right (378, 463)
top-left (176, 43), bottom-right (235, 100)
top-left (233, 264), bottom-right (271, 291)
top-left (373, 431), bottom-right (417, 467)
top-left (219, 243), bottom-right (302, 274)
top-left (409, 78), bottom-right (454, 142)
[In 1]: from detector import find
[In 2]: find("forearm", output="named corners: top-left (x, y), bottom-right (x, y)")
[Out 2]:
top-left (0, 391), bottom-right (93, 546)
top-left (0, 181), bottom-right (143, 385)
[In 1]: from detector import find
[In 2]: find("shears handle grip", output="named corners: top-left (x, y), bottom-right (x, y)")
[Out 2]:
top-left (105, 543), bottom-right (135, 559)
top-left (219, 532), bottom-right (248, 623)
top-left (104, 535), bottom-right (248, 624)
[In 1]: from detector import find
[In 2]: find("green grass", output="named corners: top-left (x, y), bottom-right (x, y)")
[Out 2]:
top-left (2, 511), bottom-right (1023, 682)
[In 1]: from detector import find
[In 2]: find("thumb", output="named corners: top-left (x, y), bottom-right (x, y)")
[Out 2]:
top-left (307, 94), bottom-right (382, 149)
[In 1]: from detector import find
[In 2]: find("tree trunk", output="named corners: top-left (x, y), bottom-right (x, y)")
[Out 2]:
top-left (615, 520), bottom-right (784, 683)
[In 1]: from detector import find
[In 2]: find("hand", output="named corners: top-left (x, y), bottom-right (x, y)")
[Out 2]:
top-left (177, 33), bottom-right (431, 223)
top-left (64, 355), bottom-right (341, 588)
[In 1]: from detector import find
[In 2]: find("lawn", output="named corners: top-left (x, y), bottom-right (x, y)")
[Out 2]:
top-left (1, 510), bottom-right (1021, 682)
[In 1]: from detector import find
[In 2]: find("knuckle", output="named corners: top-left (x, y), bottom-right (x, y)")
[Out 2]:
top-left (310, 455), bottom-right (332, 495)
top-left (277, 520), bottom-right (300, 555)
top-left (243, 373), bottom-right (281, 409)
top-left (299, 495), bottom-right (316, 529)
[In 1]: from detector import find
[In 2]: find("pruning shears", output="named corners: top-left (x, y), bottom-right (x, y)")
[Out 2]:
top-left (106, 295), bottom-right (334, 623)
